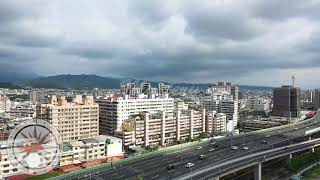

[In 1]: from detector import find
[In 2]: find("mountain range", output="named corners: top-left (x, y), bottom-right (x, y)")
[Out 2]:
top-left (0, 74), bottom-right (273, 91)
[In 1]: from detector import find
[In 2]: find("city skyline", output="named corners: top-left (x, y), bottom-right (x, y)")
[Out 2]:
top-left (1, 1), bottom-right (320, 88)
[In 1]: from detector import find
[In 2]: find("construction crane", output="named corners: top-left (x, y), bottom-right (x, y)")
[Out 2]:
top-left (291, 74), bottom-right (295, 87)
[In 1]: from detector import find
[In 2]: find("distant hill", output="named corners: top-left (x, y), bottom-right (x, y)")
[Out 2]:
top-left (0, 82), bottom-right (22, 89)
top-left (22, 74), bottom-right (273, 91)
top-left (25, 74), bottom-right (121, 89)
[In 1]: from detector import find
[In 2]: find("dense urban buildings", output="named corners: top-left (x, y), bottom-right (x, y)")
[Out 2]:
top-left (201, 82), bottom-right (239, 131)
top-left (36, 95), bottom-right (99, 142)
top-left (97, 83), bottom-right (174, 136)
top-left (272, 86), bottom-right (300, 118)
top-left (0, 135), bottom-right (123, 179)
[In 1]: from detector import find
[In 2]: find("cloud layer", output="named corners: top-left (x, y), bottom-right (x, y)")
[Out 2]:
top-left (0, 0), bottom-right (320, 88)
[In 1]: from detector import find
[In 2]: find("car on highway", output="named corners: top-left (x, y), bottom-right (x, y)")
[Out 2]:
top-left (211, 141), bottom-right (216, 145)
top-left (261, 140), bottom-right (268, 144)
top-left (167, 164), bottom-right (175, 170)
top-left (185, 162), bottom-right (195, 168)
top-left (199, 155), bottom-right (206, 160)
top-left (280, 134), bottom-right (287, 138)
top-left (294, 127), bottom-right (299, 130)
top-left (231, 146), bottom-right (238, 150)
top-left (196, 146), bottom-right (203, 150)
top-left (208, 148), bottom-right (215, 152)
top-left (242, 146), bottom-right (249, 150)
top-left (265, 135), bottom-right (271, 138)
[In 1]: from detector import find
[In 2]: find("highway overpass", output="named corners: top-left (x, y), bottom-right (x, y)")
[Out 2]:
top-left (51, 110), bottom-right (320, 180)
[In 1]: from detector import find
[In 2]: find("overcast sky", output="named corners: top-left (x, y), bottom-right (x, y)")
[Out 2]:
top-left (0, 0), bottom-right (320, 88)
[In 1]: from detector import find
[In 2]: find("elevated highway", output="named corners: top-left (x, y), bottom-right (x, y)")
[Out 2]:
top-left (52, 110), bottom-right (320, 180)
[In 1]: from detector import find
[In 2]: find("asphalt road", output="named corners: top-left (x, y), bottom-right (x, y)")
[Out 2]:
top-left (79, 112), bottom-right (320, 180)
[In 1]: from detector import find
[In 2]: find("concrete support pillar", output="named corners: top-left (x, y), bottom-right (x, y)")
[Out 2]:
top-left (312, 146), bottom-right (315, 153)
top-left (190, 110), bottom-right (194, 139)
top-left (202, 109), bottom-right (206, 133)
top-left (309, 136), bottom-right (312, 141)
top-left (161, 111), bottom-right (166, 146)
top-left (144, 113), bottom-right (150, 147)
top-left (211, 177), bottom-right (219, 180)
top-left (289, 153), bottom-right (292, 159)
top-left (254, 163), bottom-right (262, 180)
top-left (176, 111), bottom-right (181, 141)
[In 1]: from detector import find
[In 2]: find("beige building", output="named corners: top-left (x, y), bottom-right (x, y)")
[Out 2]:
top-left (213, 113), bottom-right (227, 134)
top-left (36, 95), bottom-right (99, 142)
top-left (116, 109), bottom-right (214, 148)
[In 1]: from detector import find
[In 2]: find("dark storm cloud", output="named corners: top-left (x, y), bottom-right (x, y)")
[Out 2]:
top-left (1, 0), bottom-right (320, 87)
top-left (250, 0), bottom-right (320, 21)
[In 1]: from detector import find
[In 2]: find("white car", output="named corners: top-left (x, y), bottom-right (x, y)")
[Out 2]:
top-left (265, 135), bottom-right (271, 138)
top-left (231, 146), bottom-right (238, 150)
top-left (242, 146), bottom-right (249, 150)
top-left (196, 146), bottom-right (203, 150)
top-left (185, 162), bottom-right (195, 168)
top-left (208, 148), bottom-right (215, 152)
top-left (211, 141), bottom-right (216, 145)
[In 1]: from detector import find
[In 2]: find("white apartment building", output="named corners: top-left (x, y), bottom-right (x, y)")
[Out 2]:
top-left (0, 95), bottom-right (11, 113)
top-left (116, 109), bottom-right (211, 148)
top-left (36, 95), bottom-right (99, 142)
top-left (9, 102), bottom-right (36, 118)
top-left (96, 96), bottom-right (174, 135)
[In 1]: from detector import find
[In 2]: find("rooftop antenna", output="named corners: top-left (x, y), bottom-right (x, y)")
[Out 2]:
top-left (291, 74), bottom-right (295, 87)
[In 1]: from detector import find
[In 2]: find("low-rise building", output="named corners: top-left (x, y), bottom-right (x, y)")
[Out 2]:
top-left (60, 135), bottom-right (123, 166)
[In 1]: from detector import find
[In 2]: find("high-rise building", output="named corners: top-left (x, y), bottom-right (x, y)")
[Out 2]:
top-left (201, 94), bottom-right (238, 130)
top-left (0, 95), bottom-right (10, 113)
top-left (36, 95), bottom-right (99, 142)
top-left (141, 83), bottom-right (151, 95)
top-left (231, 86), bottom-right (239, 101)
top-left (313, 89), bottom-right (320, 111)
top-left (219, 100), bottom-right (238, 128)
top-left (30, 89), bottom-right (44, 104)
top-left (273, 86), bottom-right (300, 117)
